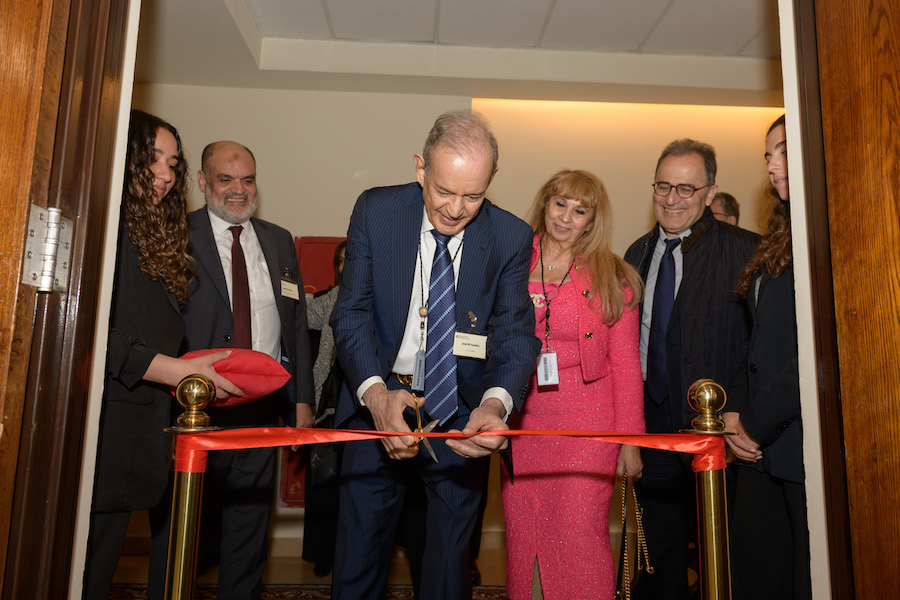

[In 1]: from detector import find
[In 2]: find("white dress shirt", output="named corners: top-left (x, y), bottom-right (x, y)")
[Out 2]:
top-left (207, 208), bottom-right (281, 361)
top-left (356, 209), bottom-right (514, 418)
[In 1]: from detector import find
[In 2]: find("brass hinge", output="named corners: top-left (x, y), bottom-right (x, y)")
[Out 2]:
top-left (21, 204), bottom-right (73, 293)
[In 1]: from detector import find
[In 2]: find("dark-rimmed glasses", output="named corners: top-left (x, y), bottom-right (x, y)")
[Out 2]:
top-left (652, 182), bottom-right (708, 199)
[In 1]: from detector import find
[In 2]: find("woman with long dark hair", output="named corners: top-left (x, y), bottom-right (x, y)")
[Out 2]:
top-left (723, 115), bottom-right (812, 600)
top-left (82, 110), bottom-right (239, 599)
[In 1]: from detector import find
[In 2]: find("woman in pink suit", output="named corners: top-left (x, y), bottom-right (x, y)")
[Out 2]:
top-left (502, 169), bottom-right (645, 599)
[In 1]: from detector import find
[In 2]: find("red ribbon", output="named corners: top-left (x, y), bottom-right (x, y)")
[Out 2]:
top-left (172, 427), bottom-right (726, 474)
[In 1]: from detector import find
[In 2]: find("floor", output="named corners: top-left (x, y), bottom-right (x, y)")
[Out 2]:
top-left (112, 547), bottom-right (508, 587)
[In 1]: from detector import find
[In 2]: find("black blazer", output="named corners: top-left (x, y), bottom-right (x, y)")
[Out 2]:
top-left (181, 207), bottom-right (314, 426)
top-left (727, 268), bottom-right (804, 483)
top-left (625, 209), bottom-right (759, 431)
top-left (91, 220), bottom-right (184, 512)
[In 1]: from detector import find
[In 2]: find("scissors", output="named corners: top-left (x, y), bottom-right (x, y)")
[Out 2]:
top-left (411, 393), bottom-right (439, 463)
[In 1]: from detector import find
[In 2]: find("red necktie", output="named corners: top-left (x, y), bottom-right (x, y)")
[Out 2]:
top-left (229, 225), bottom-right (252, 349)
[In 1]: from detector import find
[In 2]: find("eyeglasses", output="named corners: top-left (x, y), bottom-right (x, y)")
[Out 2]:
top-left (652, 182), bottom-right (708, 199)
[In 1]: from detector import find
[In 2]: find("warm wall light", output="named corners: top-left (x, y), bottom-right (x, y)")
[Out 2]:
top-left (473, 98), bottom-right (783, 252)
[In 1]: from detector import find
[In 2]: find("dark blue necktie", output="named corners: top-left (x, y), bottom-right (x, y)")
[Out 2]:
top-left (646, 237), bottom-right (681, 405)
top-left (425, 232), bottom-right (458, 424)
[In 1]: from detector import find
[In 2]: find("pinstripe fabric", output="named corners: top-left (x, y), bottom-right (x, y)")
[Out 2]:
top-left (330, 182), bottom-right (542, 600)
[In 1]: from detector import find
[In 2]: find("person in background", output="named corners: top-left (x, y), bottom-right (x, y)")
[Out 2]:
top-left (501, 169), bottom-right (645, 599)
top-left (723, 115), bottom-right (812, 600)
top-left (302, 239), bottom-right (345, 577)
top-left (176, 140), bottom-right (315, 600)
top-left (83, 110), bottom-right (240, 600)
top-left (711, 191), bottom-right (740, 226)
top-left (624, 139), bottom-right (759, 600)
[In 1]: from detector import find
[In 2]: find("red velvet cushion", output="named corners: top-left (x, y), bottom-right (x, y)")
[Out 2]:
top-left (174, 348), bottom-right (290, 407)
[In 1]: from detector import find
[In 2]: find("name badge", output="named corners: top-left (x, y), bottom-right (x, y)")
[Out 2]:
top-left (453, 331), bottom-right (487, 359)
top-left (281, 280), bottom-right (300, 300)
top-left (537, 351), bottom-right (559, 386)
top-left (411, 350), bottom-right (426, 391)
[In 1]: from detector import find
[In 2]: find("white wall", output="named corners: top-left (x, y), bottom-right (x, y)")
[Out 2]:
top-left (134, 84), bottom-right (782, 253)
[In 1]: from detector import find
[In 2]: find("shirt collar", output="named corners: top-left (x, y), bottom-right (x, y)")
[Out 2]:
top-left (420, 207), bottom-right (464, 242)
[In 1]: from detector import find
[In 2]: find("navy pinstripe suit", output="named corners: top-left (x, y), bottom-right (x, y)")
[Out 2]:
top-left (330, 182), bottom-right (539, 599)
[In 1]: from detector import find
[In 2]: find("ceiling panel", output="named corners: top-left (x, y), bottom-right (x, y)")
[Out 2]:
top-left (249, 0), bottom-right (331, 39)
top-left (438, 0), bottom-right (551, 48)
top-left (641, 0), bottom-right (777, 57)
top-left (326, 0), bottom-right (436, 42)
top-left (542, 0), bottom-right (671, 52)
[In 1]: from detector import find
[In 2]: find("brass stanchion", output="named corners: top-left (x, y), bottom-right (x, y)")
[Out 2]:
top-left (164, 374), bottom-right (218, 600)
top-left (683, 379), bottom-right (731, 600)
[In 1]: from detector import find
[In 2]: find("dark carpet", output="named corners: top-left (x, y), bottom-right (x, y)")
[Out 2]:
top-left (109, 584), bottom-right (510, 599)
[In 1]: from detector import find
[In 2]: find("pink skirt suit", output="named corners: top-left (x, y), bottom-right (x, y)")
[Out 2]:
top-left (501, 235), bottom-right (645, 600)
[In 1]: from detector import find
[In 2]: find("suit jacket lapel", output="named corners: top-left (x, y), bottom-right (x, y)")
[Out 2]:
top-left (393, 190), bottom-right (421, 347)
top-left (190, 208), bottom-right (230, 308)
top-left (456, 201), bottom-right (491, 327)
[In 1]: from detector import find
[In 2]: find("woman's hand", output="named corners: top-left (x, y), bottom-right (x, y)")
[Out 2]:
top-left (616, 444), bottom-right (643, 480)
top-left (145, 351), bottom-right (244, 400)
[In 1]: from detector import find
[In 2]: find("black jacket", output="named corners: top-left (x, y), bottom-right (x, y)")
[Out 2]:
top-left (624, 208), bottom-right (759, 431)
top-left (726, 268), bottom-right (804, 483)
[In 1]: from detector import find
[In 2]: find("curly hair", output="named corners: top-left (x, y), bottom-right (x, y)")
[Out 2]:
top-left (123, 110), bottom-right (195, 303)
top-left (526, 169), bottom-right (643, 324)
top-left (736, 115), bottom-right (791, 297)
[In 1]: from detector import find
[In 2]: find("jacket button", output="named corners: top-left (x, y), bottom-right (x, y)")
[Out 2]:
top-left (749, 363), bottom-right (757, 373)
top-left (584, 332), bottom-right (593, 339)
top-left (582, 289), bottom-right (590, 297)
top-left (223, 335), bottom-right (232, 342)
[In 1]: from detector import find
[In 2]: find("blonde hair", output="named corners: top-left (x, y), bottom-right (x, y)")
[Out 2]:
top-left (526, 169), bottom-right (643, 324)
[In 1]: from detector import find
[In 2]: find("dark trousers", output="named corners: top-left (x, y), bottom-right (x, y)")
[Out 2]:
top-left (731, 467), bottom-right (812, 600)
top-left (638, 447), bottom-right (697, 600)
top-left (148, 401), bottom-right (279, 600)
top-left (83, 500), bottom-right (169, 600)
top-left (332, 409), bottom-right (489, 600)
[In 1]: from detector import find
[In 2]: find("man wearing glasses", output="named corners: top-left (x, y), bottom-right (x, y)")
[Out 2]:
top-left (624, 139), bottom-right (759, 600)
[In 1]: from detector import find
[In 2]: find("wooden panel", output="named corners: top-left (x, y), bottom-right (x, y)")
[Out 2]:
top-left (0, 0), bottom-right (61, 591)
top-left (2, 0), bottom-right (129, 597)
top-left (815, 0), bottom-right (900, 595)
top-left (792, 1), bottom-right (854, 597)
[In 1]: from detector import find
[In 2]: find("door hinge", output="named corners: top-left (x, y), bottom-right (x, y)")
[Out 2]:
top-left (21, 204), bottom-right (74, 293)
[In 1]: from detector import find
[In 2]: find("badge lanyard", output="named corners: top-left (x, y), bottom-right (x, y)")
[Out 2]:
top-left (537, 239), bottom-right (573, 386)
top-left (411, 232), bottom-right (464, 391)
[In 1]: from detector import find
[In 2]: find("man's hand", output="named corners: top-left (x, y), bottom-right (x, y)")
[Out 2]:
top-left (363, 383), bottom-right (422, 460)
top-left (445, 397), bottom-right (508, 458)
top-left (295, 403), bottom-right (314, 429)
top-left (722, 411), bottom-right (762, 462)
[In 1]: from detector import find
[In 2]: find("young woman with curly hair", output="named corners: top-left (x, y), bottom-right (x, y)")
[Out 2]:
top-left (83, 110), bottom-right (240, 600)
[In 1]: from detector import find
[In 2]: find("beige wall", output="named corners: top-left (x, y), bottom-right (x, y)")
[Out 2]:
top-left (134, 84), bottom-right (782, 253)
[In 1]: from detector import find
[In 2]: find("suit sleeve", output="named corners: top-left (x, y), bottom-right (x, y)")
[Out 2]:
top-left (481, 225), bottom-right (541, 411)
top-left (284, 232), bottom-right (315, 407)
top-left (106, 328), bottom-right (158, 391)
top-left (330, 191), bottom-right (383, 397)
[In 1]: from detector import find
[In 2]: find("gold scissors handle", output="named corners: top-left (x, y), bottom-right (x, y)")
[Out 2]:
top-left (410, 394), bottom-right (439, 463)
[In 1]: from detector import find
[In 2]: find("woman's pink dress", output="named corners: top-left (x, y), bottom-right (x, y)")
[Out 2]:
top-left (501, 267), bottom-right (644, 600)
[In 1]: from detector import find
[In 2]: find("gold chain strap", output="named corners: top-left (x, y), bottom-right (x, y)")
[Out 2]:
top-left (631, 481), bottom-right (655, 576)
top-left (619, 474), bottom-right (631, 600)
top-left (617, 474), bottom-right (655, 600)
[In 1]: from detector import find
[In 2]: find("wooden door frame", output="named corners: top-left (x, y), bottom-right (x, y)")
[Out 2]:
top-left (1, 0), bottom-right (130, 597)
